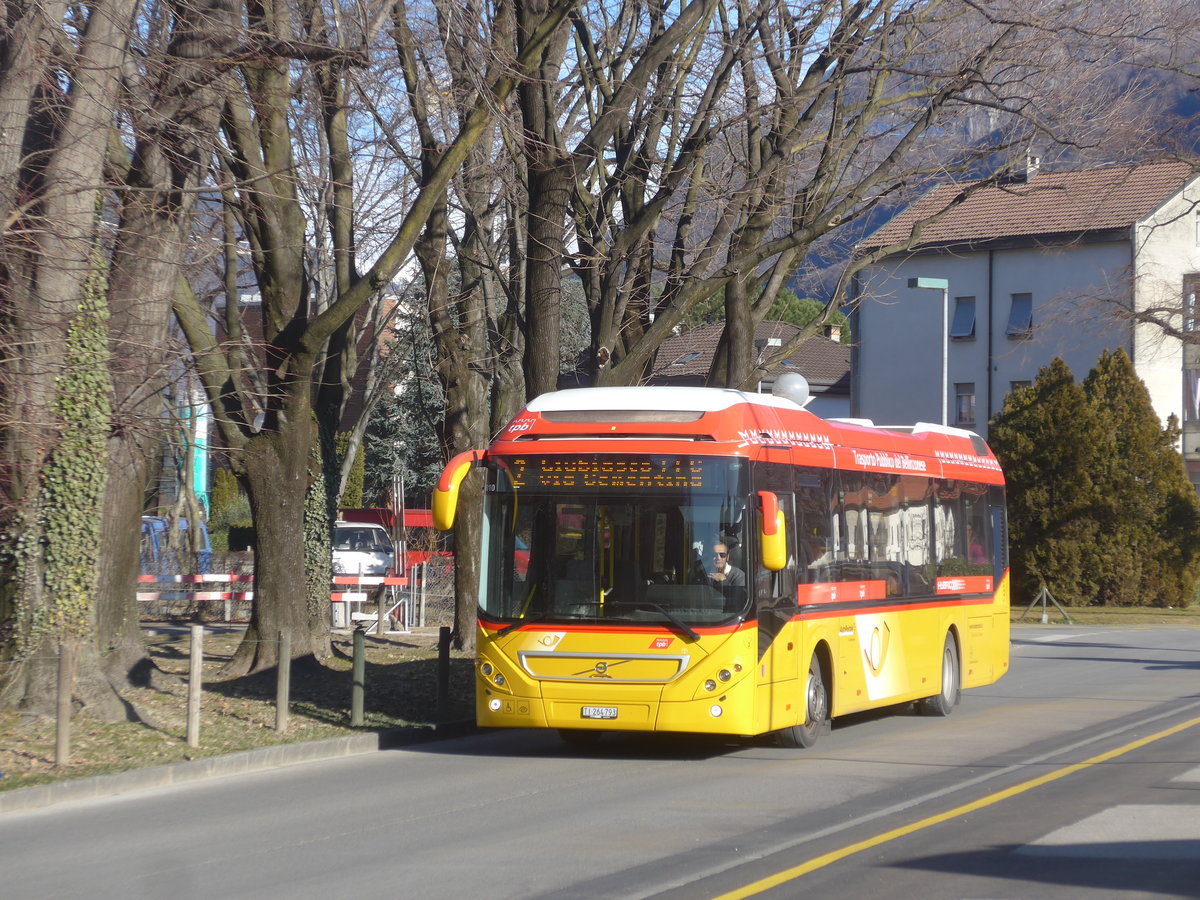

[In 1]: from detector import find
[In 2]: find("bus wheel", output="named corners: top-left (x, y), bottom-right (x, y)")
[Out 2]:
top-left (779, 653), bottom-right (830, 748)
top-left (919, 633), bottom-right (961, 716)
top-left (558, 729), bottom-right (603, 747)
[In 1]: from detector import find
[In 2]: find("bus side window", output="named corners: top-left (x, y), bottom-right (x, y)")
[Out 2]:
top-left (792, 468), bottom-right (833, 585)
top-left (935, 480), bottom-right (992, 576)
top-left (902, 480), bottom-right (936, 600)
top-left (990, 486), bottom-right (1008, 581)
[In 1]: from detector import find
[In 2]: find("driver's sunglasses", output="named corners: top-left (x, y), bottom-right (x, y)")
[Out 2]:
top-left (714, 552), bottom-right (728, 558)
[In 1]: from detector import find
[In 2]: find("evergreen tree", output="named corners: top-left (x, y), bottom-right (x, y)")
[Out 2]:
top-left (989, 358), bottom-right (1103, 606)
top-left (1081, 350), bottom-right (1200, 607)
top-left (991, 353), bottom-right (1200, 609)
top-left (335, 434), bottom-right (366, 509)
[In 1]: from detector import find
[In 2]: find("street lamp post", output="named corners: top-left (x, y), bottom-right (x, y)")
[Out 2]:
top-left (908, 276), bottom-right (949, 426)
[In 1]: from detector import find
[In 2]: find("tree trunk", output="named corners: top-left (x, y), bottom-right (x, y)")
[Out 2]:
top-left (522, 162), bottom-right (570, 397)
top-left (93, 443), bottom-right (152, 685)
top-left (0, 0), bottom-right (139, 713)
top-left (225, 426), bottom-right (330, 675)
top-left (93, 0), bottom-right (238, 690)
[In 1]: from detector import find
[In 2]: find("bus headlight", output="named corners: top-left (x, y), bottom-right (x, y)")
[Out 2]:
top-left (489, 698), bottom-right (502, 711)
top-left (478, 659), bottom-right (512, 693)
top-left (710, 705), bottom-right (723, 717)
top-left (718, 669), bottom-right (732, 682)
top-left (704, 679), bottom-right (717, 692)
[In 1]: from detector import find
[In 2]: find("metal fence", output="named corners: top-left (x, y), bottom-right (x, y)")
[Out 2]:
top-left (413, 561), bottom-right (456, 629)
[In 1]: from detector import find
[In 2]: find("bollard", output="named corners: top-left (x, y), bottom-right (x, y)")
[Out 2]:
top-left (55, 640), bottom-right (75, 767)
top-left (437, 626), bottom-right (451, 718)
top-left (187, 624), bottom-right (204, 747)
top-left (275, 630), bottom-right (291, 733)
top-left (351, 626), bottom-right (366, 726)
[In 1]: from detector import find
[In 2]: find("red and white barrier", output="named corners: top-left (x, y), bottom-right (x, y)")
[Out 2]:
top-left (137, 573), bottom-right (408, 606)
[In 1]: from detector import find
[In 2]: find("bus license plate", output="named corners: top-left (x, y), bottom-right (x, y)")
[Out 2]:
top-left (581, 706), bottom-right (618, 720)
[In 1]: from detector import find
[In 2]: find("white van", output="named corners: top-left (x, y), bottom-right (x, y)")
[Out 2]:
top-left (332, 521), bottom-right (395, 576)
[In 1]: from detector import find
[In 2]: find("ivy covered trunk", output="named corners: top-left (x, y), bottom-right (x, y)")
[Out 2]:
top-left (0, 268), bottom-right (123, 718)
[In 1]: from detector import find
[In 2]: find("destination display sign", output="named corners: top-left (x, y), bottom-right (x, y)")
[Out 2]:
top-left (500, 455), bottom-right (727, 492)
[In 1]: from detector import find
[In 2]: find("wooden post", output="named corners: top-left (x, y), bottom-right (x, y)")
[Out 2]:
top-left (437, 626), bottom-right (451, 719)
top-left (187, 624), bottom-right (204, 747)
top-left (275, 630), bottom-right (291, 733)
top-left (55, 640), bottom-right (75, 767)
top-left (351, 626), bottom-right (365, 726)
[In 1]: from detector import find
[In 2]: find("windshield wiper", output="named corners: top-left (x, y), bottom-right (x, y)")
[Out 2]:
top-left (610, 601), bottom-right (700, 642)
top-left (497, 612), bottom-right (556, 637)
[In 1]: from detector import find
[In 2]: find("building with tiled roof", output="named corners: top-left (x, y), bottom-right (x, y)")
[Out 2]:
top-left (649, 320), bottom-right (851, 418)
top-left (860, 160), bottom-right (1197, 251)
top-left (849, 159), bottom-right (1200, 487)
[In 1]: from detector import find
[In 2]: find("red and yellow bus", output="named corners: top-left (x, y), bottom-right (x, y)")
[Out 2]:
top-left (434, 380), bottom-right (1008, 746)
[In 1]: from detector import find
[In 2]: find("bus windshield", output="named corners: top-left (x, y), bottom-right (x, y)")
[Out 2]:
top-left (482, 454), bottom-right (750, 628)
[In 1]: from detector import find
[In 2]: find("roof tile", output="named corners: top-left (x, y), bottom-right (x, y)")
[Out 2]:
top-left (860, 160), bottom-right (1197, 251)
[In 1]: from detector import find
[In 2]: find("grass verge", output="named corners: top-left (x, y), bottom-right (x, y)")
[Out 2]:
top-left (1011, 603), bottom-right (1200, 626)
top-left (0, 626), bottom-right (473, 794)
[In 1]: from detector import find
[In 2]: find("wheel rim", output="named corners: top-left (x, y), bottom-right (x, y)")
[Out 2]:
top-left (941, 646), bottom-right (955, 699)
top-left (807, 665), bottom-right (827, 724)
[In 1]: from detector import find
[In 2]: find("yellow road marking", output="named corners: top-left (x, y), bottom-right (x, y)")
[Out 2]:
top-left (713, 715), bottom-right (1200, 900)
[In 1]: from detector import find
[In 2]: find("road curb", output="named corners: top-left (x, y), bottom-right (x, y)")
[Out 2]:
top-left (0, 719), bottom-right (476, 816)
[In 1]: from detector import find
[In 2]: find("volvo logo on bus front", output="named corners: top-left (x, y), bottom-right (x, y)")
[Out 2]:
top-left (594, 662), bottom-right (608, 675)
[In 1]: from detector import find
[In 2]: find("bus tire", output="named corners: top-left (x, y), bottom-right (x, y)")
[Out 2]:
top-left (919, 632), bottom-right (960, 716)
top-left (779, 653), bottom-right (830, 748)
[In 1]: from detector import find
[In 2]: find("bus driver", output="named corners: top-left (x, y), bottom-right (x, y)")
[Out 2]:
top-left (709, 543), bottom-right (746, 590)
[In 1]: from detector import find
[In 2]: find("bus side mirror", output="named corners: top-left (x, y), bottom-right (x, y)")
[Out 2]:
top-left (433, 449), bottom-right (486, 531)
top-left (758, 490), bottom-right (786, 571)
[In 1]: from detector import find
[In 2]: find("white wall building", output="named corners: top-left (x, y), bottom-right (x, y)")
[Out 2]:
top-left (849, 160), bottom-right (1200, 485)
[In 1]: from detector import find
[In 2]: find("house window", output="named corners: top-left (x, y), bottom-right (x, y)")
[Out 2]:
top-left (949, 296), bottom-right (976, 340)
top-left (673, 351), bottom-right (701, 365)
top-left (1006, 293), bottom-right (1033, 339)
top-left (955, 383), bottom-right (976, 426)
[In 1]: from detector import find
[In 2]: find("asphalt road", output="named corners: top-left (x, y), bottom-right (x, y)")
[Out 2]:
top-left (3, 624), bottom-right (1198, 900)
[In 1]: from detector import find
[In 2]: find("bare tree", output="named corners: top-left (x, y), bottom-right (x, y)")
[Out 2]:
top-left (170, 0), bottom-right (579, 674)
top-left (0, 0), bottom-right (141, 713)
top-left (554, 0), bottom-right (1188, 391)
top-left (92, 0), bottom-right (243, 705)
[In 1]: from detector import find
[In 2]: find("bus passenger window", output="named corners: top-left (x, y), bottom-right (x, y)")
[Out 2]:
top-left (795, 468), bottom-right (834, 584)
top-left (934, 481), bottom-right (991, 576)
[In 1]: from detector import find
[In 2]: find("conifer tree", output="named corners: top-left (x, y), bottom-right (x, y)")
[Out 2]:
top-left (991, 352), bottom-right (1200, 609)
top-left (989, 358), bottom-right (1103, 605)
top-left (1081, 350), bottom-right (1200, 607)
